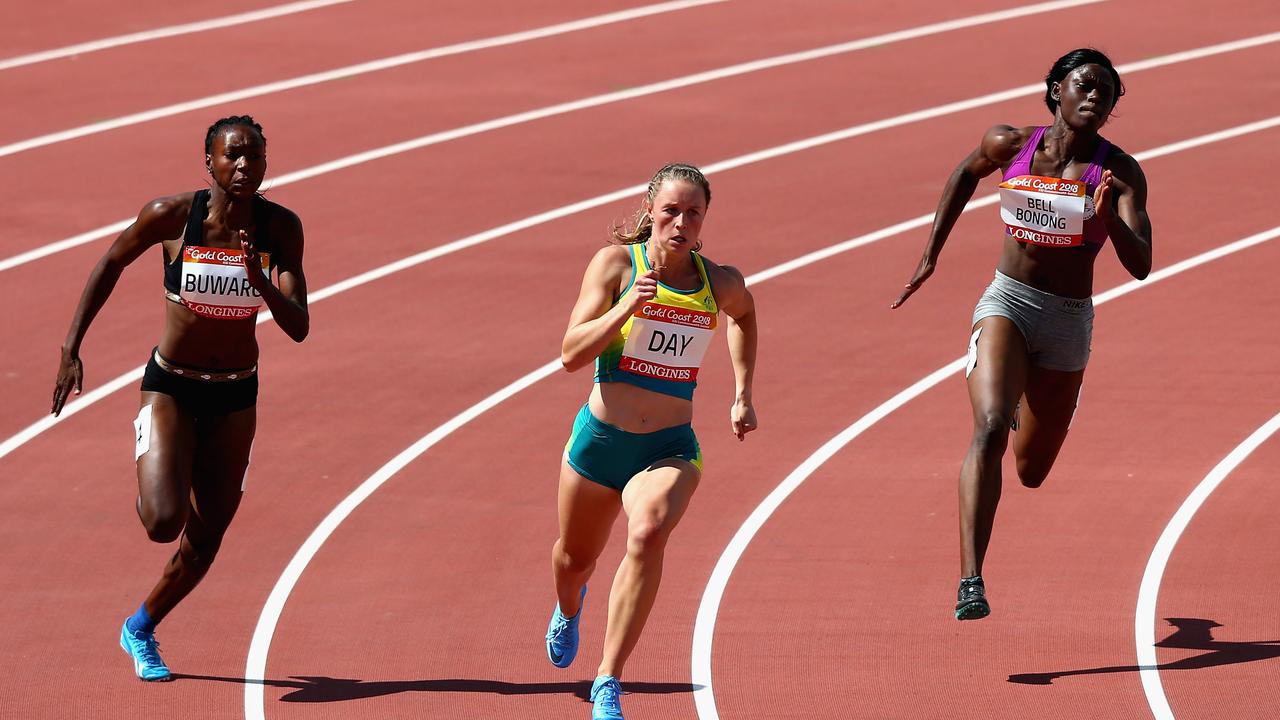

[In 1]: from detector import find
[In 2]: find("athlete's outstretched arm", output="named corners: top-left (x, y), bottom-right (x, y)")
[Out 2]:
top-left (52, 196), bottom-right (187, 415)
top-left (561, 247), bottom-right (657, 372)
top-left (891, 125), bottom-right (1022, 309)
top-left (1095, 154), bottom-right (1152, 280)
top-left (714, 264), bottom-right (757, 441)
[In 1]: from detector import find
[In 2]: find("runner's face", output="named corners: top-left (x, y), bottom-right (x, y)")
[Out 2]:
top-left (207, 126), bottom-right (267, 199)
top-left (647, 180), bottom-right (707, 252)
top-left (1053, 64), bottom-right (1116, 131)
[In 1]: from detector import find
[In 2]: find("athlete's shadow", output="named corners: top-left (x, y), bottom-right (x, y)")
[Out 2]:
top-left (171, 673), bottom-right (699, 702)
top-left (1008, 618), bottom-right (1280, 685)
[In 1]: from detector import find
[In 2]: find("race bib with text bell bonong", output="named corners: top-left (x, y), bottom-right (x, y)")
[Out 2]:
top-left (618, 302), bottom-right (717, 382)
top-left (179, 246), bottom-right (270, 319)
top-left (999, 175), bottom-right (1086, 247)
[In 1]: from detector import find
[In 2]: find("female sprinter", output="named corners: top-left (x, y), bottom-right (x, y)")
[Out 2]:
top-left (545, 163), bottom-right (758, 719)
top-left (51, 115), bottom-right (308, 679)
top-left (891, 49), bottom-right (1152, 620)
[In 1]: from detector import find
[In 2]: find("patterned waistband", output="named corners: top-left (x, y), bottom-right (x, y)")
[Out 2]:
top-left (152, 349), bottom-right (256, 382)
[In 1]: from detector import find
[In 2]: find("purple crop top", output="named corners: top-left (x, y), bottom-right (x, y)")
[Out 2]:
top-left (1002, 126), bottom-right (1112, 249)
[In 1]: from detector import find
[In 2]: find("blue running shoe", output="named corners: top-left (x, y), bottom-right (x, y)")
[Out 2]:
top-left (545, 585), bottom-right (586, 668)
top-left (590, 675), bottom-right (624, 720)
top-left (119, 621), bottom-right (172, 681)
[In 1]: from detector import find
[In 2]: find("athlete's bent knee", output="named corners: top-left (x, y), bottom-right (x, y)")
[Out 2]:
top-left (625, 518), bottom-right (670, 559)
top-left (553, 542), bottom-right (595, 576)
top-left (1017, 458), bottom-right (1051, 489)
top-left (139, 503), bottom-right (186, 543)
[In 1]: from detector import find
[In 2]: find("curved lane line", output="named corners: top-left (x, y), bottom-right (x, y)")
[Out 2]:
top-left (0, 0), bottom-right (355, 72)
top-left (689, 226), bottom-right (1280, 720)
top-left (1135, 412), bottom-right (1280, 719)
top-left (229, 118), bottom-right (1280, 718)
top-left (0, 0), bottom-right (1101, 271)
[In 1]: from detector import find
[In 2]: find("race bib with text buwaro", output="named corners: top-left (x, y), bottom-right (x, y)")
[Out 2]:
top-left (619, 302), bottom-right (716, 382)
top-left (179, 246), bottom-right (270, 319)
top-left (999, 175), bottom-right (1087, 247)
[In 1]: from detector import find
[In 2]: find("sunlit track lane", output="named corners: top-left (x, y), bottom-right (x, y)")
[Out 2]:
top-left (0, 0), bottom-right (1093, 438)
top-left (0, 0), bottom-right (282, 56)
top-left (1155, 433), bottom-right (1280, 720)
top-left (3, 18), bottom-right (1274, 442)
top-left (0, 0), bottom-right (1075, 257)
top-left (0, 8), bottom-right (1273, 720)
top-left (0, 0), bottom-right (707, 147)
top-left (0, 0), bottom-right (723, 240)
top-left (702, 139), bottom-right (1280, 717)
top-left (0, 56), bottom-right (987, 715)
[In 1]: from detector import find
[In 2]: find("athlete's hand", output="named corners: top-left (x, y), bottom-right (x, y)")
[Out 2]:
top-left (731, 396), bottom-right (757, 441)
top-left (51, 348), bottom-right (83, 416)
top-left (621, 267), bottom-right (661, 314)
top-left (1092, 169), bottom-right (1114, 223)
top-left (891, 259), bottom-right (935, 309)
top-left (239, 230), bottom-right (267, 288)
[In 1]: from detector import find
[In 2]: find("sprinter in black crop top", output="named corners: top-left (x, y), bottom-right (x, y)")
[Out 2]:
top-left (52, 115), bottom-right (308, 681)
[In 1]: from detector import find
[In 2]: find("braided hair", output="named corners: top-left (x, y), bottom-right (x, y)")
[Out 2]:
top-left (205, 115), bottom-right (267, 154)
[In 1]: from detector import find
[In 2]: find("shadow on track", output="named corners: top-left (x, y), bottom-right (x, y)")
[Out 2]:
top-left (172, 673), bottom-right (699, 702)
top-left (1008, 618), bottom-right (1280, 685)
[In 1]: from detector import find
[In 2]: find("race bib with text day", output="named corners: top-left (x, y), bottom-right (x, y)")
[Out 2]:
top-left (619, 302), bottom-right (716, 382)
top-left (999, 175), bottom-right (1087, 247)
top-left (179, 246), bottom-right (270, 319)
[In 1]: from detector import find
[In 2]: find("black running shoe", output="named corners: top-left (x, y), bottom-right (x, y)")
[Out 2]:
top-left (955, 576), bottom-right (990, 620)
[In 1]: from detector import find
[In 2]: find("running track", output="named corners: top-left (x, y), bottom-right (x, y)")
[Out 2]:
top-left (3, 1), bottom-right (1278, 718)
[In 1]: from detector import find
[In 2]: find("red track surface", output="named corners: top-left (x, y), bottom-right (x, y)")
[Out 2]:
top-left (3, 1), bottom-right (1278, 718)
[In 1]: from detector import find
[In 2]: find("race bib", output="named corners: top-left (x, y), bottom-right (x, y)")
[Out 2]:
top-left (999, 175), bottom-right (1086, 247)
top-left (619, 302), bottom-right (716, 382)
top-left (179, 246), bottom-right (270, 319)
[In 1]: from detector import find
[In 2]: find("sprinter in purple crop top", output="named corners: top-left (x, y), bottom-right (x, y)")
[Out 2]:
top-left (891, 49), bottom-right (1152, 620)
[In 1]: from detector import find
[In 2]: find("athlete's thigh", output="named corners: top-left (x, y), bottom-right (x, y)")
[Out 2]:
top-left (966, 316), bottom-right (1032, 422)
top-left (135, 392), bottom-right (196, 514)
top-left (1013, 365), bottom-right (1085, 463)
top-left (189, 406), bottom-right (256, 532)
top-left (621, 459), bottom-right (701, 535)
top-left (558, 460), bottom-right (624, 560)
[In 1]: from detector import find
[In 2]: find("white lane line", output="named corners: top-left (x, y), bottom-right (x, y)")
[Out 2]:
top-left (0, 0), bottom-right (1103, 272)
top-left (1132, 430), bottom-right (1280, 706)
top-left (689, 226), bottom-right (1280, 720)
top-left (240, 359), bottom-right (562, 718)
top-left (230, 118), bottom-right (1278, 717)
top-left (0, 0), bottom-right (355, 72)
top-left (0, 0), bottom-right (724, 161)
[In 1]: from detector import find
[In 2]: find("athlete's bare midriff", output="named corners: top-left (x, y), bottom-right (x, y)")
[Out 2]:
top-left (589, 381), bottom-right (693, 433)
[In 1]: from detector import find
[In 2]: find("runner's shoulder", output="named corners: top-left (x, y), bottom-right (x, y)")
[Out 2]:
top-left (259, 195), bottom-right (304, 242)
top-left (1101, 142), bottom-right (1145, 190)
top-left (981, 124), bottom-right (1037, 165)
top-left (134, 192), bottom-right (196, 237)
